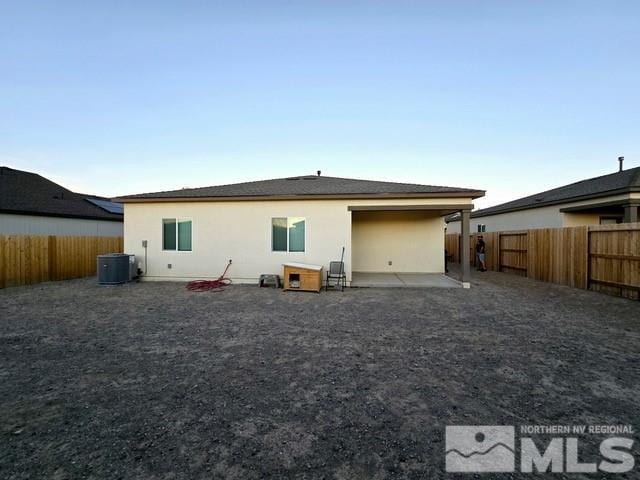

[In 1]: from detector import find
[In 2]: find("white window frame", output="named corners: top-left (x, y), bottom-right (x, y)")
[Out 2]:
top-left (162, 218), bottom-right (193, 252)
top-left (271, 217), bottom-right (306, 253)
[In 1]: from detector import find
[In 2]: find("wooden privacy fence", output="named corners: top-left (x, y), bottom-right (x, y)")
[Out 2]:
top-left (0, 235), bottom-right (123, 289)
top-left (446, 223), bottom-right (640, 300)
top-left (588, 225), bottom-right (640, 299)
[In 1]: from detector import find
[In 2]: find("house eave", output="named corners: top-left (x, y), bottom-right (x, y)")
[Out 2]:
top-left (559, 199), bottom-right (640, 212)
top-left (348, 204), bottom-right (474, 216)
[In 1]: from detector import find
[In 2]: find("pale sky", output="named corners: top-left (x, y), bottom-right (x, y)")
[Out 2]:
top-left (1, 1), bottom-right (639, 209)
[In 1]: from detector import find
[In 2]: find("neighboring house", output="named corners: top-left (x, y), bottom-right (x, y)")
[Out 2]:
top-left (115, 174), bottom-right (484, 285)
top-left (447, 164), bottom-right (640, 234)
top-left (0, 166), bottom-right (123, 236)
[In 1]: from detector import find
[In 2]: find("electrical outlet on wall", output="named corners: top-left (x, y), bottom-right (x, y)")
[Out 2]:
top-left (388, 260), bottom-right (393, 266)
top-left (167, 264), bottom-right (172, 269)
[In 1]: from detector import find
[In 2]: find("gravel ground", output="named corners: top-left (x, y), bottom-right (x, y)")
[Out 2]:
top-left (1, 270), bottom-right (639, 479)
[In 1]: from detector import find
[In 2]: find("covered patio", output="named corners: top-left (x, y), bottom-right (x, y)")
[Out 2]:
top-left (348, 203), bottom-right (473, 287)
top-left (560, 199), bottom-right (639, 224)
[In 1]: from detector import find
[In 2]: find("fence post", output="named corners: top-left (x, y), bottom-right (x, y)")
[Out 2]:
top-left (585, 227), bottom-right (591, 291)
top-left (0, 236), bottom-right (5, 289)
top-left (497, 232), bottom-right (501, 272)
top-left (48, 236), bottom-right (57, 281)
top-left (460, 210), bottom-right (471, 284)
top-left (526, 230), bottom-right (532, 279)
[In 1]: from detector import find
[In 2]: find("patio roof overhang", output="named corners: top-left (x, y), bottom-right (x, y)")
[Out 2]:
top-left (347, 203), bottom-right (474, 217)
top-left (559, 199), bottom-right (640, 213)
top-left (560, 199), bottom-right (640, 223)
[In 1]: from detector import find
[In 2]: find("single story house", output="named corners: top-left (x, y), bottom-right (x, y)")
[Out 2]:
top-left (0, 166), bottom-right (123, 236)
top-left (447, 163), bottom-right (640, 233)
top-left (115, 174), bottom-right (484, 286)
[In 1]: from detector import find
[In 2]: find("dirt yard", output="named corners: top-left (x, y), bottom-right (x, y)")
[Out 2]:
top-left (1, 271), bottom-right (639, 479)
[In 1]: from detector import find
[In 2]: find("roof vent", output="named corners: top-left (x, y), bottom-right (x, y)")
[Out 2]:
top-left (317, 170), bottom-right (321, 176)
top-left (618, 156), bottom-right (624, 172)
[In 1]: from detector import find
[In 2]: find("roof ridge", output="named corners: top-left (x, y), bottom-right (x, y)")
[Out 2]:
top-left (116, 175), bottom-right (484, 200)
top-left (0, 166), bottom-right (76, 192)
top-left (522, 166), bottom-right (640, 199)
top-left (630, 166), bottom-right (640, 187)
top-left (474, 165), bottom-right (640, 214)
top-left (120, 174), bottom-right (479, 198)
top-left (132, 174), bottom-right (325, 195)
top-left (319, 175), bottom-right (468, 189)
top-left (0, 166), bottom-right (123, 219)
top-left (0, 166), bottom-right (41, 177)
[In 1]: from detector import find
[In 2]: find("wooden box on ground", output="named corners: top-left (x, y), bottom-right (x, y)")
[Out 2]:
top-left (283, 263), bottom-right (323, 292)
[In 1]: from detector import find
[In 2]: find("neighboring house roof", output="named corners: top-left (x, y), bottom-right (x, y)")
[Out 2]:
top-left (84, 197), bottom-right (124, 215)
top-left (0, 166), bottom-right (123, 221)
top-left (447, 166), bottom-right (640, 221)
top-left (115, 174), bottom-right (485, 202)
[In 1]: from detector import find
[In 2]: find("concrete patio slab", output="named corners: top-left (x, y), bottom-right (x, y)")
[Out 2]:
top-left (351, 272), bottom-right (462, 288)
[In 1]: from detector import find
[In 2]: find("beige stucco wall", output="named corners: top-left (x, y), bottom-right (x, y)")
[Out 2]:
top-left (124, 197), bottom-right (471, 283)
top-left (446, 204), bottom-right (562, 233)
top-left (0, 213), bottom-right (123, 236)
top-left (562, 212), bottom-right (602, 227)
top-left (446, 193), bottom-right (634, 233)
top-left (352, 211), bottom-right (444, 272)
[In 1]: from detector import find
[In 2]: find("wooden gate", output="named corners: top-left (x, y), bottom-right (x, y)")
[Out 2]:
top-left (498, 232), bottom-right (528, 276)
top-left (587, 225), bottom-right (640, 300)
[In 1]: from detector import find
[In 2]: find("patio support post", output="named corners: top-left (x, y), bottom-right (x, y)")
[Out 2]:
top-left (623, 204), bottom-right (638, 223)
top-left (460, 209), bottom-right (471, 287)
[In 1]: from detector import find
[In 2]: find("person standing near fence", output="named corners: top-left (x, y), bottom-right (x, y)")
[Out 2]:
top-left (476, 235), bottom-right (487, 272)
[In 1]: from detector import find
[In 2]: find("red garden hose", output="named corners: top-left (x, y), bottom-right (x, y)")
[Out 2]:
top-left (186, 260), bottom-right (232, 292)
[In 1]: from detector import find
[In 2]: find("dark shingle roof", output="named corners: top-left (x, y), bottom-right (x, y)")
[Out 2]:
top-left (459, 166), bottom-right (640, 219)
top-left (0, 167), bottom-right (123, 221)
top-left (117, 175), bottom-right (485, 201)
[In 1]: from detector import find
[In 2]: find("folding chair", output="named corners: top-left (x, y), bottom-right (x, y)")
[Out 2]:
top-left (326, 247), bottom-right (346, 291)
